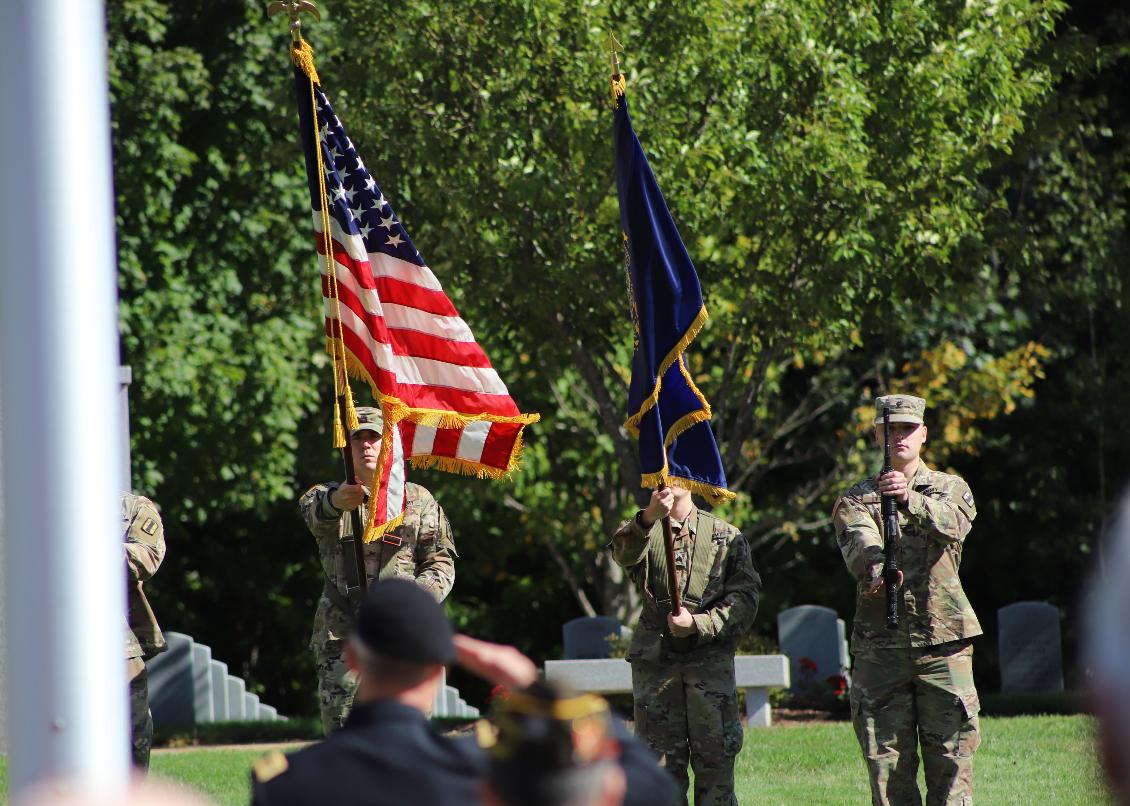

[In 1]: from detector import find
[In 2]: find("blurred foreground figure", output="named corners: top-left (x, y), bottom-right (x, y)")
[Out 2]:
top-left (300, 406), bottom-right (457, 733)
top-left (1086, 494), bottom-right (1130, 805)
top-left (834, 395), bottom-right (982, 806)
top-left (122, 493), bottom-right (168, 770)
top-left (480, 682), bottom-right (625, 806)
top-left (251, 578), bottom-right (478, 806)
top-left (250, 582), bottom-right (674, 806)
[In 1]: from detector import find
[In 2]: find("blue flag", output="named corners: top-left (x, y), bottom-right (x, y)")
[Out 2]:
top-left (614, 90), bottom-right (734, 505)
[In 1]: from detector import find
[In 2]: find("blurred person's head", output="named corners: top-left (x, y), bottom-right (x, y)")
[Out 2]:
top-left (1086, 493), bottom-right (1130, 803)
top-left (479, 682), bottom-right (625, 806)
top-left (344, 578), bottom-right (453, 712)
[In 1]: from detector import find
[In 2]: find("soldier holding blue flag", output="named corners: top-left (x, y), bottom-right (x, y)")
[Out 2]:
top-left (607, 39), bottom-right (760, 806)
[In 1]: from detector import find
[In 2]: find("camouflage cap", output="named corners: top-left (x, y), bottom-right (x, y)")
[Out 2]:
top-left (874, 394), bottom-right (926, 425)
top-left (351, 406), bottom-right (383, 436)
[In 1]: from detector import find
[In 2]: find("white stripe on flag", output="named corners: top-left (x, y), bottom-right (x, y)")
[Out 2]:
top-left (331, 305), bottom-right (510, 395)
top-left (324, 260), bottom-right (475, 342)
top-left (411, 425), bottom-right (437, 456)
top-left (456, 420), bottom-right (491, 464)
top-left (385, 423), bottom-right (406, 521)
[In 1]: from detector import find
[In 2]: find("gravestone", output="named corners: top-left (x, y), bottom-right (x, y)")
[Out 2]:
top-left (191, 643), bottom-right (214, 723)
top-left (999, 602), bottom-right (1064, 693)
top-left (146, 632), bottom-right (195, 728)
top-left (244, 692), bottom-right (261, 722)
top-left (226, 675), bottom-right (245, 720)
top-left (210, 661), bottom-right (229, 721)
top-left (777, 606), bottom-right (849, 693)
top-left (258, 704), bottom-right (279, 721)
top-left (563, 616), bottom-right (623, 660)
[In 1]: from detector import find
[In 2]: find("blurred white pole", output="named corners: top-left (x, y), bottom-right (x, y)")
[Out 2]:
top-left (0, 0), bottom-right (129, 798)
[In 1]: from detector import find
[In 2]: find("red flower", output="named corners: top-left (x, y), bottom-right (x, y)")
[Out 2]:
top-left (487, 684), bottom-right (510, 704)
top-left (827, 675), bottom-right (848, 697)
top-left (799, 657), bottom-right (818, 672)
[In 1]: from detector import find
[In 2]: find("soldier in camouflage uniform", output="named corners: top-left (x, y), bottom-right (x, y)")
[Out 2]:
top-left (612, 485), bottom-right (761, 806)
top-left (833, 394), bottom-right (982, 806)
top-left (300, 406), bottom-right (457, 734)
top-left (123, 492), bottom-right (167, 769)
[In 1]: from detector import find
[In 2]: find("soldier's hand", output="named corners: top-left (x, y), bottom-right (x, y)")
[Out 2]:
top-left (330, 481), bottom-right (367, 512)
top-left (877, 471), bottom-right (910, 505)
top-left (641, 488), bottom-right (675, 527)
top-left (866, 570), bottom-right (904, 595)
top-left (667, 607), bottom-right (697, 638)
top-left (453, 634), bottom-right (538, 688)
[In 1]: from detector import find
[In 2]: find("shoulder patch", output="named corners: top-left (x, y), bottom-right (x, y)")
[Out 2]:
top-left (962, 490), bottom-right (975, 508)
top-left (474, 718), bottom-right (498, 749)
top-left (140, 517), bottom-right (159, 535)
top-left (252, 750), bottom-right (289, 783)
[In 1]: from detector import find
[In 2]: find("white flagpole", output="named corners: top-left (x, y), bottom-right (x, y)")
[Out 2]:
top-left (0, 0), bottom-right (130, 798)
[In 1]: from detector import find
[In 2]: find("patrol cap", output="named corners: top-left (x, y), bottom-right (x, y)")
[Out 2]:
top-left (483, 682), bottom-right (618, 806)
top-left (355, 578), bottom-right (455, 665)
top-left (351, 406), bottom-right (383, 437)
top-left (874, 394), bottom-right (926, 426)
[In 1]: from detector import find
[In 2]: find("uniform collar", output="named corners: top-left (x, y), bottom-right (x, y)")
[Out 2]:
top-left (342, 698), bottom-right (428, 730)
top-left (668, 505), bottom-right (699, 536)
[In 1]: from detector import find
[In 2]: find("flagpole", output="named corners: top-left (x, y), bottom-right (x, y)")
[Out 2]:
top-left (337, 390), bottom-right (369, 598)
top-left (0, 0), bottom-right (129, 796)
top-left (658, 484), bottom-right (683, 614)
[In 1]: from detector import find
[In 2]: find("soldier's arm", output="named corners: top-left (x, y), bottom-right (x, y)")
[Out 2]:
top-left (299, 484), bottom-right (345, 542)
top-left (691, 531), bottom-right (761, 642)
top-left (415, 497), bottom-right (456, 602)
top-left (833, 495), bottom-right (884, 586)
top-left (124, 500), bottom-right (165, 582)
top-left (905, 477), bottom-right (976, 545)
top-left (610, 513), bottom-right (658, 570)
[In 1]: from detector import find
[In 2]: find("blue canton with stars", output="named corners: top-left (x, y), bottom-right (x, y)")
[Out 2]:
top-left (294, 66), bottom-right (425, 268)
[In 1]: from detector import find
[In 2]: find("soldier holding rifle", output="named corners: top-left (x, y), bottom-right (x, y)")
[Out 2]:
top-left (833, 394), bottom-right (982, 806)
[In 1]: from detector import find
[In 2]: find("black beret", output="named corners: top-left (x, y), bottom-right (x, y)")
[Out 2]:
top-left (355, 578), bottom-right (455, 664)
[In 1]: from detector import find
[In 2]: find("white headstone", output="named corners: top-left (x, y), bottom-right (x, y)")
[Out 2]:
top-left (210, 661), bottom-right (229, 721)
top-left (146, 632), bottom-right (195, 728)
top-left (226, 676), bottom-right (245, 720)
top-left (563, 616), bottom-right (623, 660)
top-left (191, 643), bottom-right (214, 723)
top-left (777, 605), bottom-right (849, 693)
top-left (999, 601), bottom-right (1063, 693)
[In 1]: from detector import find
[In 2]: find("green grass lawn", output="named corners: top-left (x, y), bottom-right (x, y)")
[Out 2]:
top-left (736, 715), bottom-right (1107, 805)
top-left (0, 715), bottom-right (1109, 805)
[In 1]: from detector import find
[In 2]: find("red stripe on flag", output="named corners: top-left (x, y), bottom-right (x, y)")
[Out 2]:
top-left (479, 421), bottom-right (521, 469)
top-left (327, 323), bottom-right (522, 419)
top-left (430, 427), bottom-right (462, 459)
top-left (325, 277), bottom-right (494, 368)
top-left (399, 420), bottom-right (418, 457)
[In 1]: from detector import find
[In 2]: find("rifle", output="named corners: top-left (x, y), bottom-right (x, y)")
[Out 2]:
top-left (881, 407), bottom-right (900, 630)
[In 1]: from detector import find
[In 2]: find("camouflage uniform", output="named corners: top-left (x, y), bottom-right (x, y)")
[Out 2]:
top-left (301, 480), bottom-right (456, 733)
top-left (834, 417), bottom-right (982, 805)
top-left (123, 492), bottom-right (167, 770)
top-left (612, 507), bottom-right (761, 806)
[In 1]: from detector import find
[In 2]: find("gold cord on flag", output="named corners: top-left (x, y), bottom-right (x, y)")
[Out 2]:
top-left (297, 38), bottom-right (358, 447)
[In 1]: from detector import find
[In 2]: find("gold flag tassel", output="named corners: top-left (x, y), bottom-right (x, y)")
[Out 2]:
top-left (608, 31), bottom-right (626, 103)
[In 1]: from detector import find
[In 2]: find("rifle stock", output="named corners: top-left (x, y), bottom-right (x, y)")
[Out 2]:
top-left (881, 408), bottom-right (900, 630)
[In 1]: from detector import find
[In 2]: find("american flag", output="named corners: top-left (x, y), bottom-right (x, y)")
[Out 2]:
top-left (293, 65), bottom-right (538, 539)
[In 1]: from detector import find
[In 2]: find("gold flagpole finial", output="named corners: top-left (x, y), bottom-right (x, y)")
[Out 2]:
top-left (607, 31), bottom-right (626, 103)
top-left (267, 0), bottom-right (321, 43)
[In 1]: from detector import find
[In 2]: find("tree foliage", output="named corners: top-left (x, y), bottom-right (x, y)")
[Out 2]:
top-left (105, 0), bottom-right (1127, 713)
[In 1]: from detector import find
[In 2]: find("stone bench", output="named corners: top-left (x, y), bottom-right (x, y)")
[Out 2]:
top-left (544, 655), bottom-right (790, 728)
